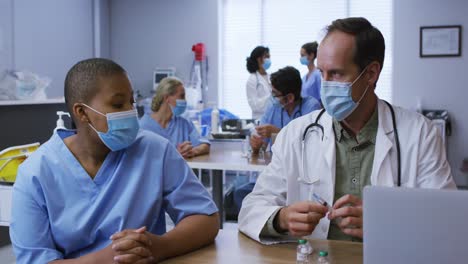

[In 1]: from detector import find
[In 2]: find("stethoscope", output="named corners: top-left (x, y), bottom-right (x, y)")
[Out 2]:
top-left (299, 101), bottom-right (401, 187)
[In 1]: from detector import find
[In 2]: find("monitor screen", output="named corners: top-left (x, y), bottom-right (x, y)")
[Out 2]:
top-left (153, 68), bottom-right (175, 90)
top-left (155, 73), bottom-right (168, 84)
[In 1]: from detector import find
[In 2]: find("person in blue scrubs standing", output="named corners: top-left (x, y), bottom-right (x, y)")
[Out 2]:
top-left (10, 58), bottom-right (219, 264)
top-left (236, 66), bottom-right (320, 211)
top-left (139, 77), bottom-right (209, 158)
top-left (300, 42), bottom-right (322, 103)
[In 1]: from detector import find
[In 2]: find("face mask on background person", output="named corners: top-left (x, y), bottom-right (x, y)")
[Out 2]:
top-left (320, 67), bottom-right (370, 121)
top-left (171, 99), bottom-right (187, 116)
top-left (300, 56), bottom-right (309, 66)
top-left (270, 93), bottom-right (290, 109)
top-left (82, 104), bottom-right (140, 151)
top-left (270, 95), bottom-right (282, 108)
top-left (263, 58), bottom-right (271, 70)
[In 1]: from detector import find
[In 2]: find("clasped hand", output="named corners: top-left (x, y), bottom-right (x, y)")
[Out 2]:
top-left (110, 226), bottom-right (155, 263)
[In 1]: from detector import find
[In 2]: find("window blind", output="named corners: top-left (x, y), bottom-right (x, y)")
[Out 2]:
top-left (222, 0), bottom-right (393, 118)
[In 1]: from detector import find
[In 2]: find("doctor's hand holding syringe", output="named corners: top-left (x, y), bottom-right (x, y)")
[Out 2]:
top-left (274, 193), bottom-right (363, 238)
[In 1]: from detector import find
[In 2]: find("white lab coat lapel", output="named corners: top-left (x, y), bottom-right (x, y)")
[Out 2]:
top-left (321, 114), bottom-right (336, 194)
top-left (301, 111), bottom-right (335, 188)
top-left (307, 113), bottom-right (336, 239)
top-left (371, 100), bottom-right (395, 186)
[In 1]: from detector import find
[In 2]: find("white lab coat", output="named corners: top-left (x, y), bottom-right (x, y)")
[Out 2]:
top-left (246, 72), bottom-right (272, 119)
top-left (239, 99), bottom-right (456, 244)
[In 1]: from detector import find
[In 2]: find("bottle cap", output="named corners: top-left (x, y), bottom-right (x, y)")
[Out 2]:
top-left (298, 239), bottom-right (307, 244)
top-left (319, 251), bottom-right (328, 257)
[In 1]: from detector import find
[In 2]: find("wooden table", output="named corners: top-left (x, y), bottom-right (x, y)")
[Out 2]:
top-left (186, 140), bottom-right (271, 227)
top-left (162, 230), bottom-right (363, 264)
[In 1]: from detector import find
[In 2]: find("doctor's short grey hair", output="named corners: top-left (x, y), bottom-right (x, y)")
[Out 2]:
top-left (151, 77), bottom-right (183, 112)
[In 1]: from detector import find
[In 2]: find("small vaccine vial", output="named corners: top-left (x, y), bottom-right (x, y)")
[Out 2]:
top-left (296, 239), bottom-right (310, 264)
top-left (317, 251), bottom-right (329, 264)
top-left (304, 239), bottom-right (313, 255)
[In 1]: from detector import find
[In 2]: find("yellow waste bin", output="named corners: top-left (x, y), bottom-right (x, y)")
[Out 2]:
top-left (0, 143), bottom-right (40, 183)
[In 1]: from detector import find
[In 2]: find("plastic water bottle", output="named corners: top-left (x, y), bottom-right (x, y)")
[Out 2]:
top-left (211, 105), bottom-right (219, 134)
top-left (241, 135), bottom-right (251, 158)
top-left (296, 239), bottom-right (310, 264)
top-left (317, 251), bottom-right (329, 264)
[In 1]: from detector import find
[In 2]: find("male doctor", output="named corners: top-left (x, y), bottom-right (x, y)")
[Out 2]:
top-left (238, 17), bottom-right (456, 244)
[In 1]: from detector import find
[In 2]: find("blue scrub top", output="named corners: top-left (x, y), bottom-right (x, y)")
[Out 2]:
top-left (139, 114), bottom-right (209, 147)
top-left (10, 130), bottom-right (217, 264)
top-left (301, 69), bottom-right (322, 102)
top-left (260, 96), bottom-right (321, 128)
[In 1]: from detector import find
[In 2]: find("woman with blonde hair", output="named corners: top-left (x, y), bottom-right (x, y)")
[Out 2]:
top-left (140, 77), bottom-right (210, 158)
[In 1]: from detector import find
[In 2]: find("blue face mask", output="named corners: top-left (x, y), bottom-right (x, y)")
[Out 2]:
top-left (171, 99), bottom-right (187, 116)
top-left (263, 58), bottom-right (271, 70)
top-left (300, 56), bottom-right (309, 66)
top-left (83, 104), bottom-right (140, 151)
top-left (320, 68), bottom-right (370, 121)
top-left (270, 95), bottom-right (283, 108)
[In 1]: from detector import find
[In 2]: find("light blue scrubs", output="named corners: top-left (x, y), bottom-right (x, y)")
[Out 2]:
top-left (10, 130), bottom-right (217, 264)
top-left (260, 96), bottom-right (321, 128)
top-left (301, 68), bottom-right (322, 101)
top-left (139, 114), bottom-right (209, 147)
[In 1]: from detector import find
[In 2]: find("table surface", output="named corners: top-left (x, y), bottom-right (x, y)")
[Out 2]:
top-left (161, 230), bottom-right (363, 264)
top-left (186, 141), bottom-right (272, 171)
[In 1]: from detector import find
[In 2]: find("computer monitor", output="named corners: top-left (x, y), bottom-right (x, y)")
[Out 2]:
top-left (153, 68), bottom-right (175, 90)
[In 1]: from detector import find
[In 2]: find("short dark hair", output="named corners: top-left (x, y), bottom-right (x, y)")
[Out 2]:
top-left (64, 58), bottom-right (126, 120)
top-left (246, 46), bottom-right (269, 73)
top-left (301, 42), bottom-right (318, 59)
top-left (325, 17), bottom-right (385, 71)
top-left (270, 66), bottom-right (302, 100)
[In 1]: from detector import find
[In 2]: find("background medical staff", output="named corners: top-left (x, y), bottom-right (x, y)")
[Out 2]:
top-left (245, 46), bottom-right (272, 120)
top-left (250, 66), bottom-right (321, 153)
top-left (10, 58), bottom-right (219, 263)
top-left (235, 66), bottom-right (321, 212)
top-left (238, 17), bottom-right (456, 245)
top-left (300, 41), bottom-right (321, 103)
top-left (140, 77), bottom-right (210, 158)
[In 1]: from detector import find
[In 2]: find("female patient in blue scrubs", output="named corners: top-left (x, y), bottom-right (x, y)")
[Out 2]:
top-left (139, 77), bottom-right (210, 158)
top-left (10, 58), bottom-right (219, 264)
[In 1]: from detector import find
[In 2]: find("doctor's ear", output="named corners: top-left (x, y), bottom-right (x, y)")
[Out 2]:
top-left (366, 61), bottom-right (381, 88)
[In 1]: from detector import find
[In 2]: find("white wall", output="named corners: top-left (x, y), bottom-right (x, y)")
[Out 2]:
top-left (0, 0), bottom-right (13, 76)
top-left (109, 0), bottom-right (220, 103)
top-left (393, 0), bottom-right (468, 186)
top-left (13, 0), bottom-right (95, 98)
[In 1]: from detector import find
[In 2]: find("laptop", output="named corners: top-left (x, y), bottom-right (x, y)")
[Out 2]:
top-left (363, 186), bottom-right (468, 264)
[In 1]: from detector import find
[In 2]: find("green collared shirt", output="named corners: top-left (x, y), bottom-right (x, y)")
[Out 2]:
top-left (327, 108), bottom-right (378, 242)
